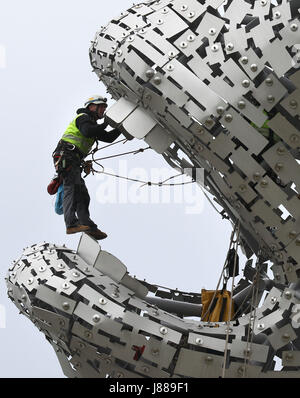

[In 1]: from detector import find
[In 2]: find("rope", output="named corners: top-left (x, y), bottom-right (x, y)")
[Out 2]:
top-left (222, 220), bottom-right (241, 378)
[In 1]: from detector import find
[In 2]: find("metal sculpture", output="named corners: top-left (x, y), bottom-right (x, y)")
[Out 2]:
top-left (6, 0), bottom-right (300, 378)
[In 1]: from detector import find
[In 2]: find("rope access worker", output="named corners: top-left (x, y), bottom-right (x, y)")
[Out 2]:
top-left (52, 95), bottom-right (123, 240)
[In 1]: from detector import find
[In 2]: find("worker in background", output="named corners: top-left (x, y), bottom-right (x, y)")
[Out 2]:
top-left (52, 95), bottom-right (123, 240)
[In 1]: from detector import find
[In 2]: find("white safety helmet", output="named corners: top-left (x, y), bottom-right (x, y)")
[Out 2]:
top-left (84, 95), bottom-right (108, 108)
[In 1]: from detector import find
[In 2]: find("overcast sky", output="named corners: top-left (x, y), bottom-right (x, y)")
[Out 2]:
top-left (0, 0), bottom-right (236, 377)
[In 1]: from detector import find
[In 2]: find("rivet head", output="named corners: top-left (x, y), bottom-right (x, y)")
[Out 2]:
top-left (153, 76), bottom-right (162, 85)
top-left (72, 271), bottom-right (80, 278)
top-left (242, 79), bottom-right (250, 88)
top-left (62, 282), bottom-right (70, 290)
top-left (265, 78), bottom-right (273, 87)
top-left (257, 323), bottom-right (265, 330)
top-left (290, 23), bottom-right (298, 32)
top-left (188, 11), bottom-right (195, 18)
top-left (116, 372), bottom-right (124, 378)
top-left (238, 100), bottom-right (246, 109)
top-left (260, 0), bottom-right (268, 6)
top-left (277, 146), bottom-right (285, 155)
top-left (196, 337), bottom-right (203, 345)
top-left (217, 106), bottom-right (225, 115)
top-left (187, 35), bottom-right (195, 42)
top-left (159, 326), bottom-right (168, 335)
top-left (58, 264), bottom-right (65, 269)
top-left (270, 297), bottom-right (277, 304)
top-left (274, 11), bottom-right (281, 19)
top-left (241, 56), bottom-right (248, 64)
top-left (282, 333), bottom-right (290, 341)
top-left (99, 298), bottom-right (107, 305)
top-left (211, 44), bottom-right (219, 52)
top-left (289, 231), bottom-right (297, 239)
top-left (92, 314), bottom-right (101, 323)
top-left (225, 114), bottom-right (233, 123)
top-left (205, 356), bottom-right (213, 363)
top-left (284, 291), bottom-right (292, 300)
top-left (62, 302), bottom-right (70, 310)
top-left (180, 41), bottom-right (187, 48)
top-left (180, 4), bottom-right (188, 11)
top-left (226, 43), bottom-right (234, 51)
top-left (209, 28), bottom-right (216, 36)
top-left (267, 95), bottom-right (275, 103)
top-left (250, 64), bottom-right (258, 72)
top-left (116, 50), bottom-right (123, 57)
top-left (146, 69), bottom-right (155, 79)
top-left (285, 352), bottom-right (294, 361)
top-left (28, 278), bottom-right (34, 285)
top-left (253, 172), bottom-right (261, 181)
top-left (260, 179), bottom-right (268, 187)
top-left (239, 184), bottom-right (247, 193)
top-left (151, 348), bottom-right (159, 356)
top-left (112, 292), bottom-right (120, 298)
top-left (168, 51), bottom-right (176, 59)
top-left (167, 64), bottom-right (174, 71)
top-left (161, 7), bottom-right (169, 14)
top-left (39, 266), bottom-right (46, 273)
top-left (290, 134), bottom-right (299, 143)
top-left (197, 126), bottom-right (204, 134)
top-left (290, 99), bottom-right (298, 109)
top-left (275, 162), bottom-right (283, 171)
top-left (84, 331), bottom-right (92, 339)
top-left (142, 366), bottom-right (149, 373)
top-left (157, 19), bottom-right (164, 25)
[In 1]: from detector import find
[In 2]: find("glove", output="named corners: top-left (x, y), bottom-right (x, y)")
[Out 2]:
top-left (83, 160), bottom-right (93, 177)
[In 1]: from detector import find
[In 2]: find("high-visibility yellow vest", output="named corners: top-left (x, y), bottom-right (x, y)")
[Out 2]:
top-left (61, 114), bottom-right (95, 155)
top-left (201, 289), bottom-right (234, 322)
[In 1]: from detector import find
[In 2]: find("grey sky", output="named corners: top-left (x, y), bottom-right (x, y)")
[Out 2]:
top-left (0, 0), bottom-right (236, 377)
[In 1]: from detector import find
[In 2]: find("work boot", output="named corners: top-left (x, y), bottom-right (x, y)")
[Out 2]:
top-left (87, 228), bottom-right (108, 240)
top-left (66, 225), bottom-right (90, 235)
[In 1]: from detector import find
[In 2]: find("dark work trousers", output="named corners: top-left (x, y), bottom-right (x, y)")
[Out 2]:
top-left (53, 146), bottom-right (97, 230)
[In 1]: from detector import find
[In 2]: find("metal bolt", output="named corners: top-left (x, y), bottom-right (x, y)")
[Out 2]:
top-left (112, 292), bottom-right (120, 298)
top-left (160, 326), bottom-right (168, 335)
top-left (167, 64), bottom-right (174, 71)
top-left (285, 352), bottom-right (294, 361)
top-left (290, 99), bottom-right (298, 109)
top-left (116, 50), bottom-right (122, 57)
top-left (225, 114), bottom-right (233, 123)
top-left (282, 333), bottom-right (290, 341)
top-left (39, 266), bottom-right (46, 272)
top-left (72, 271), bottom-right (80, 278)
top-left (142, 366), bottom-right (150, 373)
top-left (205, 356), bottom-right (213, 364)
top-left (226, 43), bottom-right (234, 51)
top-left (270, 297), bottom-right (277, 304)
top-left (84, 330), bottom-right (92, 339)
top-left (180, 5), bottom-right (188, 11)
top-left (187, 35), bottom-right (195, 42)
top-left (99, 298), bottom-right (107, 305)
top-left (188, 11), bottom-right (195, 18)
top-left (209, 28), bottom-right (216, 36)
top-left (197, 126), bottom-right (204, 134)
top-left (168, 51), bottom-right (176, 59)
top-left (62, 302), bottom-right (70, 310)
top-left (289, 231), bottom-right (297, 239)
top-left (242, 79), bottom-right (250, 88)
top-left (217, 106), bottom-right (225, 115)
top-left (28, 278), bottom-right (34, 285)
top-left (276, 146), bottom-right (285, 155)
top-left (151, 348), bottom-right (159, 356)
top-left (274, 11), bottom-right (281, 19)
top-left (161, 7), bottom-right (168, 14)
top-left (153, 76), bottom-right (162, 85)
top-left (239, 184), bottom-right (247, 193)
top-left (275, 162), bottom-right (283, 171)
top-left (290, 23), bottom-right (298, 32)
top-left (257, 323), bottom-right (265, 330)
top-left (290, 134), bottom-right (299, 143)
top-left (116, 372), bottom-right (124, 378)
top-left (267, 95), bottom-right (275, 103)
top-left (260, 179), bottom-right (268, 187)
top-left (284, 291), bottom-right (292, 300)
top-left (180, 41), bottom-right (187, 48)
top-left (93, 314), bottom-right (101, 323)
top-left (241, 56), bottom-right (248, 64)
top-left (211, 44), bottom-right (219, 52)
top-left (195, 337), bottom-right (203, 345)
top-left (265, 77), bottom-right (273, 86)
top-left (62, 282), bottom-right (70, 290)
top-left (146, 69), bottom-right (154, 79)
top-left (250, 64), bottom-right (258, 72)
top-left (58, 264), bottom-right (65, 269)
top-left (260, 0), bottom-right (268, 6)
top-left (238, 100), bottom-right (246, 109)
top-left (253, 172), bottom-right (261, 181)
top-left (157, 19), bottom-right (164, 25)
